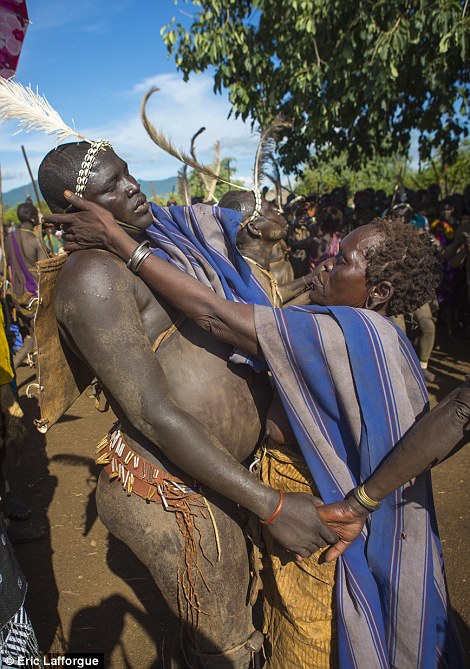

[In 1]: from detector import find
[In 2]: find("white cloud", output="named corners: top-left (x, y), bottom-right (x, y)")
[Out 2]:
top-left (1, 72), bottom-right (262, 193)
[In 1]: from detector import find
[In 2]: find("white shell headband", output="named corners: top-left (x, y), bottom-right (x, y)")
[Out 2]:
top-left (74, 139), bottom-right (113, 197)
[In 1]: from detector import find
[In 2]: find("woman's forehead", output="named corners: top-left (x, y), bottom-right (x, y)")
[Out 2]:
top-left (341, 225), bottom-right (382, 256)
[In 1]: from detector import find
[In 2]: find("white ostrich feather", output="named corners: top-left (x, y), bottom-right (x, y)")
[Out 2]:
top-left (0, 78), bottom-right (90, 144)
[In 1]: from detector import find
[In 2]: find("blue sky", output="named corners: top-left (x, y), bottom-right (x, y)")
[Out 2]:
top-left (1, 0), bottom-right (260, 192)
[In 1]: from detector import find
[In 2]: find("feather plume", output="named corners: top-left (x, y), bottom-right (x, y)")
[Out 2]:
top-left (0, 78), bottom-right (90, 144)
top-left (264, 151), bottom-right (283, 208)
top-left (204, 141), bottom-right (221, 202)
top-left (253, 119), bottom-right (290, 191)
top-left (176, 166), bottom-right (190, 205)
top-left (189, 126), bottom-right (206, 164)
top-left (141, 88), bottom-right (248, 192)
top-left (189, 126), bottom-right (211, 193)
top-left (189, 128), bottom-right (221, 201)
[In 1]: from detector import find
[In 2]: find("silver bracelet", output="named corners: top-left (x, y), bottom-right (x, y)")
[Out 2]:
top-left (126, 241), bottom-right (151, 274)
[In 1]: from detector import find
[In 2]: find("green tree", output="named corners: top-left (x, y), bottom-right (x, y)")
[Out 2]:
top-left (297, 140), bottom-right (470, 196)
top-left (162, 1), bottom-right (469, 172)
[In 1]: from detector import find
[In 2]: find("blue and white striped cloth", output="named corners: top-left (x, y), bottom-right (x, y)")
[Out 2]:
top-left (142, 202), bottom-right (462, 667)
top-left (144, 203), bottom-right (271, 370)
top-left (254, 304), bottom-right (464, 669)
top-left (145, 203), bottom-right (271, 306)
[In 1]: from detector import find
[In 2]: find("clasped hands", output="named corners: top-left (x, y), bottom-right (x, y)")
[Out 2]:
top-left (264, 491), bottom-right (369, 563)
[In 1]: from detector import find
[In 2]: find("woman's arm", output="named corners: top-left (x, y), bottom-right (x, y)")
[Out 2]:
top-left (278, 273), bottom-right (315, 304)
top-left (45, 193), bottom-right (260, 356)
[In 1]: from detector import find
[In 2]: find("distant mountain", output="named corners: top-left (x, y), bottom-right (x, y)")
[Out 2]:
top-left (2, 177), bottom-right (178, 209)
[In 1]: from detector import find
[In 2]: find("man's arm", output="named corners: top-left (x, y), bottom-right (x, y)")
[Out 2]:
top-left (318, 381), bottom-right (470, 561)
top-left (57, 250), bottom-right (337, 557)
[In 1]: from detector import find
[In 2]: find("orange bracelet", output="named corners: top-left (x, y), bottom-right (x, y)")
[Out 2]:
top-left (260, 490), bottom-right (285, 525)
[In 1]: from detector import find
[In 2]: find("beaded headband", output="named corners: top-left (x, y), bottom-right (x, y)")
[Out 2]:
top-left (238, 188), bottom-right (263, 230)
top-left (74, 139), bottom-right (114, 197)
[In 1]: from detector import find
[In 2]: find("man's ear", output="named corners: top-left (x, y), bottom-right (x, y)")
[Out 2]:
top-left (365, 281), bottom-right (394, 312)
top-left (246, 220), bottom-right (263, 238)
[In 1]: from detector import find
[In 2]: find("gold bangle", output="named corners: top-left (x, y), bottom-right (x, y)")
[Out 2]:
top-left (354, 484), bottom-right (381, 511)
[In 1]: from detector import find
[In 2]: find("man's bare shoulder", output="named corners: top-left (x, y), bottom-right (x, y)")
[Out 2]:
top-left (58, 249), bottom-right (132, 294)
top-left (55, 250), bottom-right (137, 324)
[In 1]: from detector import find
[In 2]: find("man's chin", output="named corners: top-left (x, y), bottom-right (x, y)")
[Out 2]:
top-left (116, 213), bottom-right (153, 234)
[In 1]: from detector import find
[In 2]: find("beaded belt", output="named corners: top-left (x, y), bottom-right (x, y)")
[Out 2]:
top-left (95, 424), bottom-right (205, 512)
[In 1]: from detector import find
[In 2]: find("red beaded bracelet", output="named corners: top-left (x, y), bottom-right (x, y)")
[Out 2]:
top-left (260, 490), bottom-right (285, 525)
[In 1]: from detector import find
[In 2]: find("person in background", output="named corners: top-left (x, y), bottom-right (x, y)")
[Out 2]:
top-left (431, 199), bottom-right (465, 338)
top-left (310, 206), bottom-right (344, 268)
top-left (5, 202), bottom-right (48, 368)
top-left (286, 196), bottom-right (317, 277)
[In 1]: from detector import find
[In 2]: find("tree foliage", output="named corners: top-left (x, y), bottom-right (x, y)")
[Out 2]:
top-left (298, 139), bottom-right (470, 197)
top-left (162, 1), bottom-right (469, 172)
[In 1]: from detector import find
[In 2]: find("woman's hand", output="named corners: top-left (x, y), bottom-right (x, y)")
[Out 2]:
top-left (43, 191), bottom-right (129, 259)
top-left (263, 492), bottom-right (339, 559)
top-left (316, 497), bottom-right (369, 562)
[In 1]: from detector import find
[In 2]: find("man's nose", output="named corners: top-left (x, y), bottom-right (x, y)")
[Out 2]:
top-left (125, 177), bottom-right (140, 197)
top-left (323, 256), bottom-right (336, 272)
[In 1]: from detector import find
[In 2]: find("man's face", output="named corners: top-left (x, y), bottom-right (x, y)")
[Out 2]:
top-left (309, 225), bottom-right (380, 308)
top-left (84, 149), bottom-right (153, 231)
top-left (257, 200), bottom-right (288, 241)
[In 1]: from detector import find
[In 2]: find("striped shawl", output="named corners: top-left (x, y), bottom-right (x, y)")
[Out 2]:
top-left (254, 304), bottom-right (463, 669)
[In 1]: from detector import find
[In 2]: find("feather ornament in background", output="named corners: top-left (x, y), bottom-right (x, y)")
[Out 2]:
top-left (0, 78), bottom-right (91, 144)
top-left (189, 126), bottom-right (207, 164)
top-left (253, 119), bottom-right (291, 193)
top-left (176, 166), bottom-right (190, 205)
top-left (189, 127), bottom-right (221, 202)
top-left (264, 151), bottom-right (283, 208)
top-left (141, 87), bottom-right (249, 192)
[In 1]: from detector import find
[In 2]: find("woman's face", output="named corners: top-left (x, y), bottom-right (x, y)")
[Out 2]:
top-left (309, 225), bottom-right (383, 308)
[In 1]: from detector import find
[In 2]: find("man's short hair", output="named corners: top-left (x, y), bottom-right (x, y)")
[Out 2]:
top-left (38, 142), bottom-right (90, 213)
top-left (17, 202), bottom-right (38, 224)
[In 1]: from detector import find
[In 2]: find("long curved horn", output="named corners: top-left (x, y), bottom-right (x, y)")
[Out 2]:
top-left (141, 88), bottom-right (248, 192)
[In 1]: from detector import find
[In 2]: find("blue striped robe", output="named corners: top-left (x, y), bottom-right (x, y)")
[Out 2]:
top-left (145, 202), bottom-right (271, 306)
top-left (254, 304), bottom-right (463, 669)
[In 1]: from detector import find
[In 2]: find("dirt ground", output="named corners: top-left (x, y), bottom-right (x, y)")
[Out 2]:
top-left (6, 334), bottom-right (470, 669)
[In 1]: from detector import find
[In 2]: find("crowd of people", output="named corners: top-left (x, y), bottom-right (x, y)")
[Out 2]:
top-left (283, 184), bottom-right (470, 381)
top-left (0, 153), bottom-right (469, 669)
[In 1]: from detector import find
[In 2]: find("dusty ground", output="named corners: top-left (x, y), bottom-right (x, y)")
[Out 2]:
top-left (6, 335), bottom-right (470, 668)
